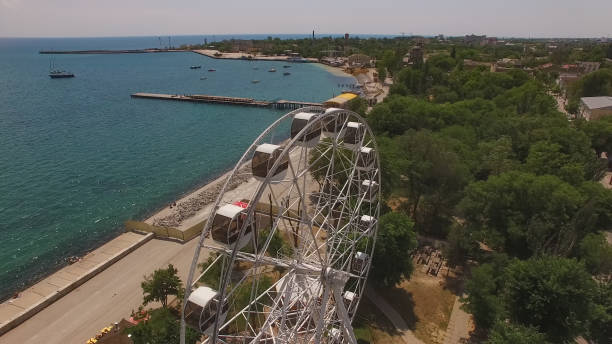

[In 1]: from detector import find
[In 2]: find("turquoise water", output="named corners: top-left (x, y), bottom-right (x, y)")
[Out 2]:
top-left (0, 36), bottom-right (354, 300)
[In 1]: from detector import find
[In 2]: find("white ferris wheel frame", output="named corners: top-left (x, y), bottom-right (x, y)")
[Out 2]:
top-left (180, 107), bottom-right (382, 344)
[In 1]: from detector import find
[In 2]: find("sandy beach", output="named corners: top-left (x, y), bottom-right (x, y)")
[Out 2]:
top-left (192, 49), bottom-right (318, 63)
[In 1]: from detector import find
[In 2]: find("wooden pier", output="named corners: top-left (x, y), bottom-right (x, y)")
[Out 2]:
top-left (131, 93), bottom-right (322, 110)
top-left (271, 99), bottom-right (323, 110)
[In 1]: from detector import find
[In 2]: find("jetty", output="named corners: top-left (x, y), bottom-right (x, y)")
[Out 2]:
top-left (131, 93), bottom-right (322, 110)
top-left (39, 49), bottom-right (187, 54)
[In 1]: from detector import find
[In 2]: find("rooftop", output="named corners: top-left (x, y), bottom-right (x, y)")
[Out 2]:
top-left (581, 96), bottom-right (612, 110)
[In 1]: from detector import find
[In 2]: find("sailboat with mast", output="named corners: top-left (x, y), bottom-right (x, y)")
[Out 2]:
top-left (48, 59), bottom-right (75, 78)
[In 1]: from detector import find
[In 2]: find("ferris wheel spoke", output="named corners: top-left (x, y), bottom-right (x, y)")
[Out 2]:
top-left (285, 155), bottom-right (324, 266)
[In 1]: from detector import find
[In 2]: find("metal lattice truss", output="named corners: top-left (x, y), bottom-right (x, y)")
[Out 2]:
top-left (181, 107), bottom-right (381, 344)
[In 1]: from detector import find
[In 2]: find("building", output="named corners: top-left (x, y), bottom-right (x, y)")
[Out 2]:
top-left (408, 45), bottom-right (424, 65)
top-left (464, 34), bottom-right (486, 46)
top-left (484, 37), bottom-right (497, 46)
top-left (324, 93), bottom-right (358, 108)
top-left (579, 96), bottom-right (612, 120)
top-left (347, 54), bottom-right (372, 68)
top-left (578, 61), bottom-right (601, 74)
top-left (463, 59), bottom-right (493, 70)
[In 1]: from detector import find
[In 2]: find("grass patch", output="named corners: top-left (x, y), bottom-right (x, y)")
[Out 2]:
top-left (381, 270), bottom-right (456, 344)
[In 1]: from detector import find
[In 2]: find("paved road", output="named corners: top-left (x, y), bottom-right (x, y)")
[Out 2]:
top-left (0, 237), bottom-right (208, 344)
top-left (365, 286), bottom-right (425, 344)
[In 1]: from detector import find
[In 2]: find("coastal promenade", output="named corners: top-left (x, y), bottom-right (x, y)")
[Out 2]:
top-left (0, 232), bottom-right (153, 336)
top-left (0, 237), bottom-right (210, 344)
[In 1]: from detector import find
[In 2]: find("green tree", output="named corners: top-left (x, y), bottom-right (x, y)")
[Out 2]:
top-left (309, 139), bottom-right (354, 189)
top-left (459, 172), bottom-right (588, 258)
top-left (575, 116), bottom-right (612, 157)
top-left (444, 223), bottom-right (478, 268)
top-left (476, 136), bottom-right (518, 179)
top-left (589, 281), bottom-right (612, 344)
top-left (125, 308), bottom-right (199, 344)
top-left (487, 321), bottom-right (549, 344)
top-left (503, 256), bottom-right (596, 342)
top-left (376, 65), bottom-right (387, 83)
top-left (198, 254), bottom-right (223, 290)
top-left (141, 264), bottom-right (183, 308)
top-left (370, 212), bottom-right (417, 286)
top-left (464, 257), bottom-right (508, 330)
top-left (567, 69), bottom-right (612, 112)
top-left (578, 232), bottom-right (612, 276)
top-left (381, 130), bottom-right (470, 236)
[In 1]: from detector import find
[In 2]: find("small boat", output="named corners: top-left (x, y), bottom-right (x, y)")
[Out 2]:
top-left (200, 77), bottom-right (208, 80)
top-left (48, 59), bottom-right (74, 78)
top-left (208, 68), bottom-right (216, 72)
top-left (190, 65), bottom-right (202, 69)
top-left (268, 68), bottom-right (276, 72)
top-left (49, 70), bottom-right (75, 78)
top-left (283, 65), bottom-right (291, 68)
top-left (251, 80), bottom-right (260, 84)
top-left (283, 72), bottom-right (291, 76)
top-left (253, 67), bottom-right (259, 70)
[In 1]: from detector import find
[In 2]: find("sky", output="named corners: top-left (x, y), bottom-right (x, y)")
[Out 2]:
top-left (1, 0), bottom-right (611, 38)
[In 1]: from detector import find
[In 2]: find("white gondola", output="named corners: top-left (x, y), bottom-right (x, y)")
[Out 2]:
top-left (357, 146), bottom-right (375, 171)
top-left (321, 108), bottom-right (347, 136)
top-left (210, 204), bottom-right (253, 249)
top-left (358, 215), bottom-right (375, 237)
top-left (184, 286), bottom-right (229, 334)
top-left (360, 180), bottom-right (379, 202)
top-left (251, 144), bottom-right (288, 181)
top-left (291, 112), bottom-right (321, 147)
top-left (343, 290), bottom-right (357, 311)
top-left (352, 251), bottom-right (370, 274)
top-left (343, 122), bottom-right (364, 150)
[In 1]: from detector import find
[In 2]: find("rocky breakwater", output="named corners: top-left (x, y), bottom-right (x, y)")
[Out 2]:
top-left (153, 167), bottom-right (252, 228)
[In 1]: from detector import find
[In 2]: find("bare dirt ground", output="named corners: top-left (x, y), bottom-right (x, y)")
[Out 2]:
top-left (355, 296), bottom-right (405, 344)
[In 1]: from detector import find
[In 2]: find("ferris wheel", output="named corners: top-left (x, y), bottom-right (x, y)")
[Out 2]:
top-left (180, 107), bottom-right (381, 344)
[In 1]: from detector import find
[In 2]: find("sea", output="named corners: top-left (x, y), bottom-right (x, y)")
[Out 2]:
top-left (0, 35), bottom-right (356, 301)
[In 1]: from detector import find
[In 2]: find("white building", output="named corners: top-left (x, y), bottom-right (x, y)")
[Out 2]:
top-left (579, 96), bottom-right (612, 121)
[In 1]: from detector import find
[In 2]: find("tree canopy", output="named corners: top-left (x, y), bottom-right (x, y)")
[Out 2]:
top-left (141, 264), bottom-right (183, 308)
top-left (503, 256), bottom-right (597, 343)
top-left (370, 212), bottom-right (417, 286)
top-left (125, 307), bottom-right (199, 344)
top-left (364, 45), bottom-right (612, 342)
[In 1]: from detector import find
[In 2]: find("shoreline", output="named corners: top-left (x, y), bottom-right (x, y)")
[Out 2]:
top-left (0, 53), bottom-right (340, 315)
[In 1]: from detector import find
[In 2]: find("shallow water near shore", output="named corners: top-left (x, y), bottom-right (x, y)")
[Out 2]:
top-left (0, 36), bottom-right (355, 300)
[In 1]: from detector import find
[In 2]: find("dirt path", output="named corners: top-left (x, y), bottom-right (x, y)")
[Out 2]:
top-left (442, 294), bottom-right (472, 344)
top-left (366, 286), bottom-right (425, 344)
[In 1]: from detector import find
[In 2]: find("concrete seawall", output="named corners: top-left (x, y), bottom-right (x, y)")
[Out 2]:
top-left (0, 231), bottom-right (154, 336)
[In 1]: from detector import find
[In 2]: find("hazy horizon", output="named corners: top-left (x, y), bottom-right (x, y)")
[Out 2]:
top-left (0, 33), bottom-right (610, 40)
top-left (1, 0), bottom-right (611, 39)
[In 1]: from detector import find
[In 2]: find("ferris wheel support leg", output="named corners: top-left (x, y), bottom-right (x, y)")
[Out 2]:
top-left (333, 286), bottom-right (358, 344)
top-left (314, 284), bottom-right (331, 343)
